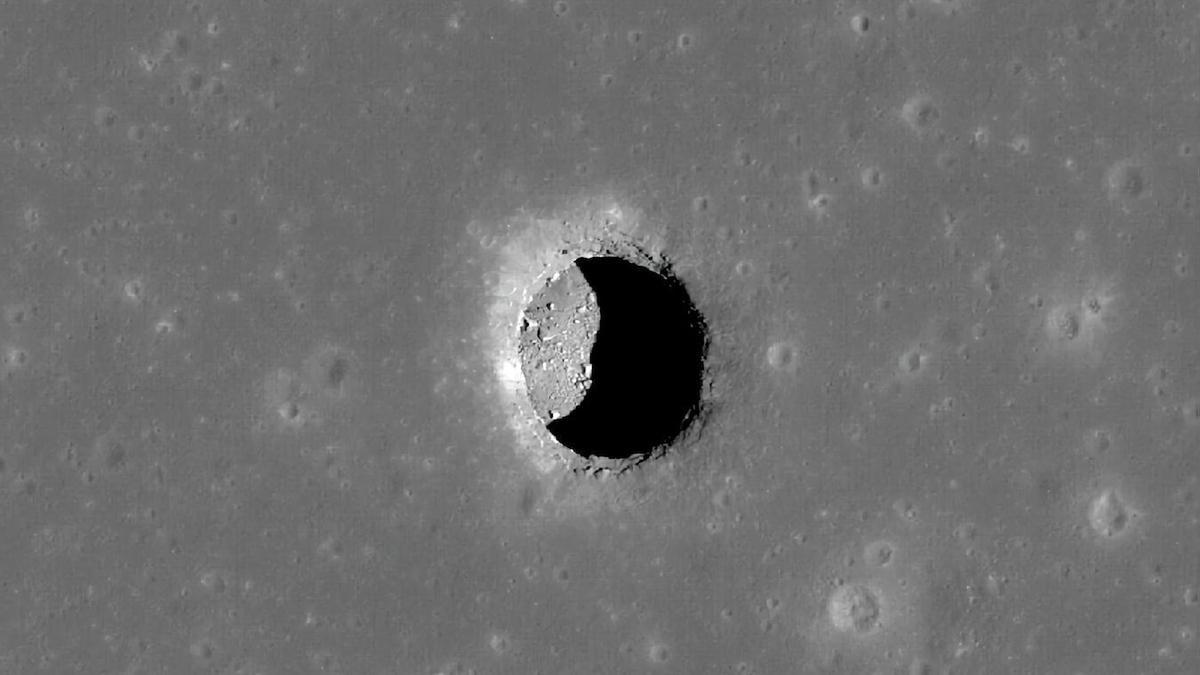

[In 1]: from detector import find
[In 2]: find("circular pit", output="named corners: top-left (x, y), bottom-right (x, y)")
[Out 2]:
top-left (517, 254), bottom-right (707, 461)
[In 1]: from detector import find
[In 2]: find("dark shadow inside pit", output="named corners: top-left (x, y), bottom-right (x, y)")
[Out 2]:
top-left (544, 256), bottom-right (706, 460)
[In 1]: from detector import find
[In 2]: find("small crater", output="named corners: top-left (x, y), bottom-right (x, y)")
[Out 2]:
top-left (303, 346), bottom-right (355, 398)
top-left (181, 69), bottom-right (205, 93)
top-left (973, 264), bottom-right (1000, 295)
top-left (90, 433), bottom-right (129, 475)
top-left (860, 166), bottom-right (884, 190)
top-left (161, 29), bottom-right (190, 58)
top-left (971, 126), bottom-right (991, 148)
top-left (734, 259), bottom-right (756, 278)
top-left (901, 94), bottom-right (941, 133)
top-left (827, 583), bottom-right (882, 635)
top-left (807, 192), bottom-right (832, 216)
top-left (199, 570), bottom-right (228, 594)
top-left (122, 277), bottom-right (146, 305)
top-left (1105, 158), bottom-right (1150, 202)
top-left (863, 540), bottom-right (895, 567)
top-left (488, 631), bottom-right (512, 655)
top-left (1174, 252), bottom-right (1191, 279)
top-left (3, 302), bottom-right (35, 327)
top-left (326, 357), bottom-right (349, 390)
top-left (1, 345), bottom-right (29, 374)
top-left (93, 105), bottom-right (118, 132)
top-left (262, 368), bottom-right (321, 431)
top-left (189, 637), bottom-right (218, 665)
top-left (766, 340), bottom-right (801, 375)
top-left (850, 14), bottom-right (871, 35)
top-left (1045, 304), bottom-right (1082, 342)
top-left (647, 641), bottom-right (671, 663)
top-left (1085, 428), bottom-right (1114, 455)
top-left (897, 346), bottom-right (929, 375)
top-left (893, 498), bottom-right (919, 522)
top-left (1089, 488), bottom-right (1139, 540)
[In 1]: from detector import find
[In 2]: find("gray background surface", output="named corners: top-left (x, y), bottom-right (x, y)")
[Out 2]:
top-left (0, 1), bottom-right (1198, 673)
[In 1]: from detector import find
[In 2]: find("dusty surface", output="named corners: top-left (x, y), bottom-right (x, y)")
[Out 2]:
top-left (0, 1), bottom-right (1197, 674)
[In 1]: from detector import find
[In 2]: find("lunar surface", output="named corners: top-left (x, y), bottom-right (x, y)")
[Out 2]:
top-left (0, 2), bottom-right (1197, 674)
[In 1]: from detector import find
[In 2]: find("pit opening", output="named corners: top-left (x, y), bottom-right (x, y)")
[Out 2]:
top-left (518, 255), bottom-right (706, 461)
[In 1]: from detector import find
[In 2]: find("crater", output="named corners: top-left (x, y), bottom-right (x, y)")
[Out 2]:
top-left (828, 583), bottom-right (883, 635)
top-left (1088, 488), bottom-right (1140, 541)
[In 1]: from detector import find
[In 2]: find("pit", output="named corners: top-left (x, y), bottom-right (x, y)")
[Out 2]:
top-left (517, 254), bottom-right (707, 462)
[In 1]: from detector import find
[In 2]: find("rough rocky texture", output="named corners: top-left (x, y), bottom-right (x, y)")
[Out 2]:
top-left (518, 263), bottom-right (600, 423)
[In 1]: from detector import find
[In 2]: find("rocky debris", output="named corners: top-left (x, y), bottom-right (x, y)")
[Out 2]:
top-left (518, 263), bottom-right (600, 423)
